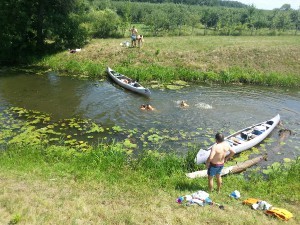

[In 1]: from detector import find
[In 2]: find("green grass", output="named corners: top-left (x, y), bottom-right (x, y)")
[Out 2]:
top-left (39, 36), bottom-right (300, 87)
top-left (3, 35), bottom-right (300, 224)
top-left (0, 143), bottom-right (299, 224)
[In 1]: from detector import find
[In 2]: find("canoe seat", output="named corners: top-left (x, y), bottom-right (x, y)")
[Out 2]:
top-left (231, 137), bottom-right (244, 144)
top-left (241, 131), bottom-right (252, 140)
top-left (249, 134), bottom-right (257, 139)
top-left (227, 139), bottom-right (238, 146)
top-left (262, 124), bottom-right (271, 130)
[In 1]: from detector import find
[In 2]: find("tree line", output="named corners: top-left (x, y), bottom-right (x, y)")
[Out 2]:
top-left (111, 0), bottom-right (248, 8)
top-left (1, 0), bottom-right (299, 64)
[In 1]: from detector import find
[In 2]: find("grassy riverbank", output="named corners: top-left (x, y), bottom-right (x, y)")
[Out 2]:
top-left (0, 144), bottom-right (299, 224)
top-left (39, 36), bottom-right (300, 87)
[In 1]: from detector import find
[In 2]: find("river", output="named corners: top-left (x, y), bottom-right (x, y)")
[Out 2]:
top-left (0, 70), bottom-right (299, 167)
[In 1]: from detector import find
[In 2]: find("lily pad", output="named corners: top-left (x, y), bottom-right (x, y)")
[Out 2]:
top-left (165, 85), bottom-right (183, 90)
top-left (172, 80), bottom-right (188, 86)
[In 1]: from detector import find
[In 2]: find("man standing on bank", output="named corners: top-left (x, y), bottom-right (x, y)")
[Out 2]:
top-left (206, 133), bottom-right (235, 193)
top-left (129, 26), bottom-right (138, 47)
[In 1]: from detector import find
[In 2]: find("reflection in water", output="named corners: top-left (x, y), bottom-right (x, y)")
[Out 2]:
top-left (0, 71), bottom-right (300, 164)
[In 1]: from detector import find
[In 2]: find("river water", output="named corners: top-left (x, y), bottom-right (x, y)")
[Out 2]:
top-left (0, 70), bottom-right (299, 166)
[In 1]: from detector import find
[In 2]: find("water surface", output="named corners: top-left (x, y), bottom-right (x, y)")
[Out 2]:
top-left (0, 70), bottom-right (299, 166)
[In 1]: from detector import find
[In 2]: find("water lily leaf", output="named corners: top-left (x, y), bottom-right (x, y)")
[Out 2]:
top-left (112, 126), bottom-right (123, 132)
top-left (148, 134), bottom-right (163, 143)
top-left (172, 80), bottom-right (188, 86)
top-left (165, 85), bottom-right (183, 90)
top-left (283, 158), bottom-right (291, 163)
top-left (263, 162), bottom-right (281, 174)
top-left (169, 136), bottom-right (179, 141)
top-left (150, 84), bottom-right (161, 89)
top-left (86, 123), bottom-right (104, 133)
top-left (123, 139), bottom-right (137, 148)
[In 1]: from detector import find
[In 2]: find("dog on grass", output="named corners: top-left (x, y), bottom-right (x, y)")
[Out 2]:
top-left (137, 35), bottom-right (144, 48)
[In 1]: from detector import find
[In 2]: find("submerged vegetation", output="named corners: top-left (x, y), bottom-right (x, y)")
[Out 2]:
top-left (0, 106), bottom-right (205, 154)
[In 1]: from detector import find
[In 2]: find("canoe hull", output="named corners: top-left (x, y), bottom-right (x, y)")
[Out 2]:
top-left (107, 67), bottom-right (151, 97)
top-left (195, 114), bottom-right (280, 164)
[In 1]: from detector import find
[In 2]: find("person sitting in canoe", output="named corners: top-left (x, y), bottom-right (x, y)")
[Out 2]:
top-left (121, 79), bottom-right (129, 84)
top-left (129, 80), bottom-right (140, 87)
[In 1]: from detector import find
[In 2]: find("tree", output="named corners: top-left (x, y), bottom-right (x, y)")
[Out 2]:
top-left (0, 0), bottom-right (88, 64)
top-left (280, 4), bottom-right (291, 11)
top-left (290, 9), bottom-right (300, 34)
top-left (200, 8), bottom-right (220, 35)
top-left (240, 5), bottom-right (257, 35)
top-left (144, 8), bottom-right (169, 36)
top-left (273, 10), bottom-right (292, 31)
top-left (85, 9), bottom-right (122, 38)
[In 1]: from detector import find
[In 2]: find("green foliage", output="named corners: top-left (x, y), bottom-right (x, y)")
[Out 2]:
top-left (2, 0), bottom-right (300, 65)
top-left (1, 142), bottom-right (299, 206)
top-left (51, 13), bottom-right (89, 49)
top-left (0, 0), bottom-right (88, 64)
top-left (111, 0), bottom-right (248, 8)
top-left (245, 157), bottom-right (300, 203)
top-left (84, 9), bottom-right (122, 38)
top-left (133, 150), bottom-right (184, 180)
top-left (184, 147), bottom-right (206, 172)
top-left (8, 214), bottom-right (21, 225)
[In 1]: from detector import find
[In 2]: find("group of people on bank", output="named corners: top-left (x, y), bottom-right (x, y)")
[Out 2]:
top-left (129, 26), bottom-right (143, 48)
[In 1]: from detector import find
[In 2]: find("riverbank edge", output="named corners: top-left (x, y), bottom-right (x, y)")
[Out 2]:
top-left (38, 58), bottom-right (300, 88)
top-left (0, 144), bottom-right (299, 224)
top-left (34, 36), bottom-right (300, 88)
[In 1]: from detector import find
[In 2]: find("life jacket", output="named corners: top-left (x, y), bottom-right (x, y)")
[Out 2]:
top-left (265, 207), bottom-right (293, 221)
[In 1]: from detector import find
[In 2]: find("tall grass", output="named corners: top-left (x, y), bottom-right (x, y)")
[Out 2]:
top-left (38, 36), bottom-right (300, 87)
top-left (1, 143), bottom-right (299, 199)
top-left (0, 143), bottom-right (299, 224)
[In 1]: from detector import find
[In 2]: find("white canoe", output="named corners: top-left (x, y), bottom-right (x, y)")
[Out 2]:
top-left (107, 67), bottom-right (151, 97)
top-left (195, 114), bottom-right (280, 164)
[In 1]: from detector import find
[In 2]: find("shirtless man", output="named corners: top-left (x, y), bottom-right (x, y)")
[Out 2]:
top-left (206, 133), bottom-right (235, 193)
top-left (129, 26), bottom-right (138, 47)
